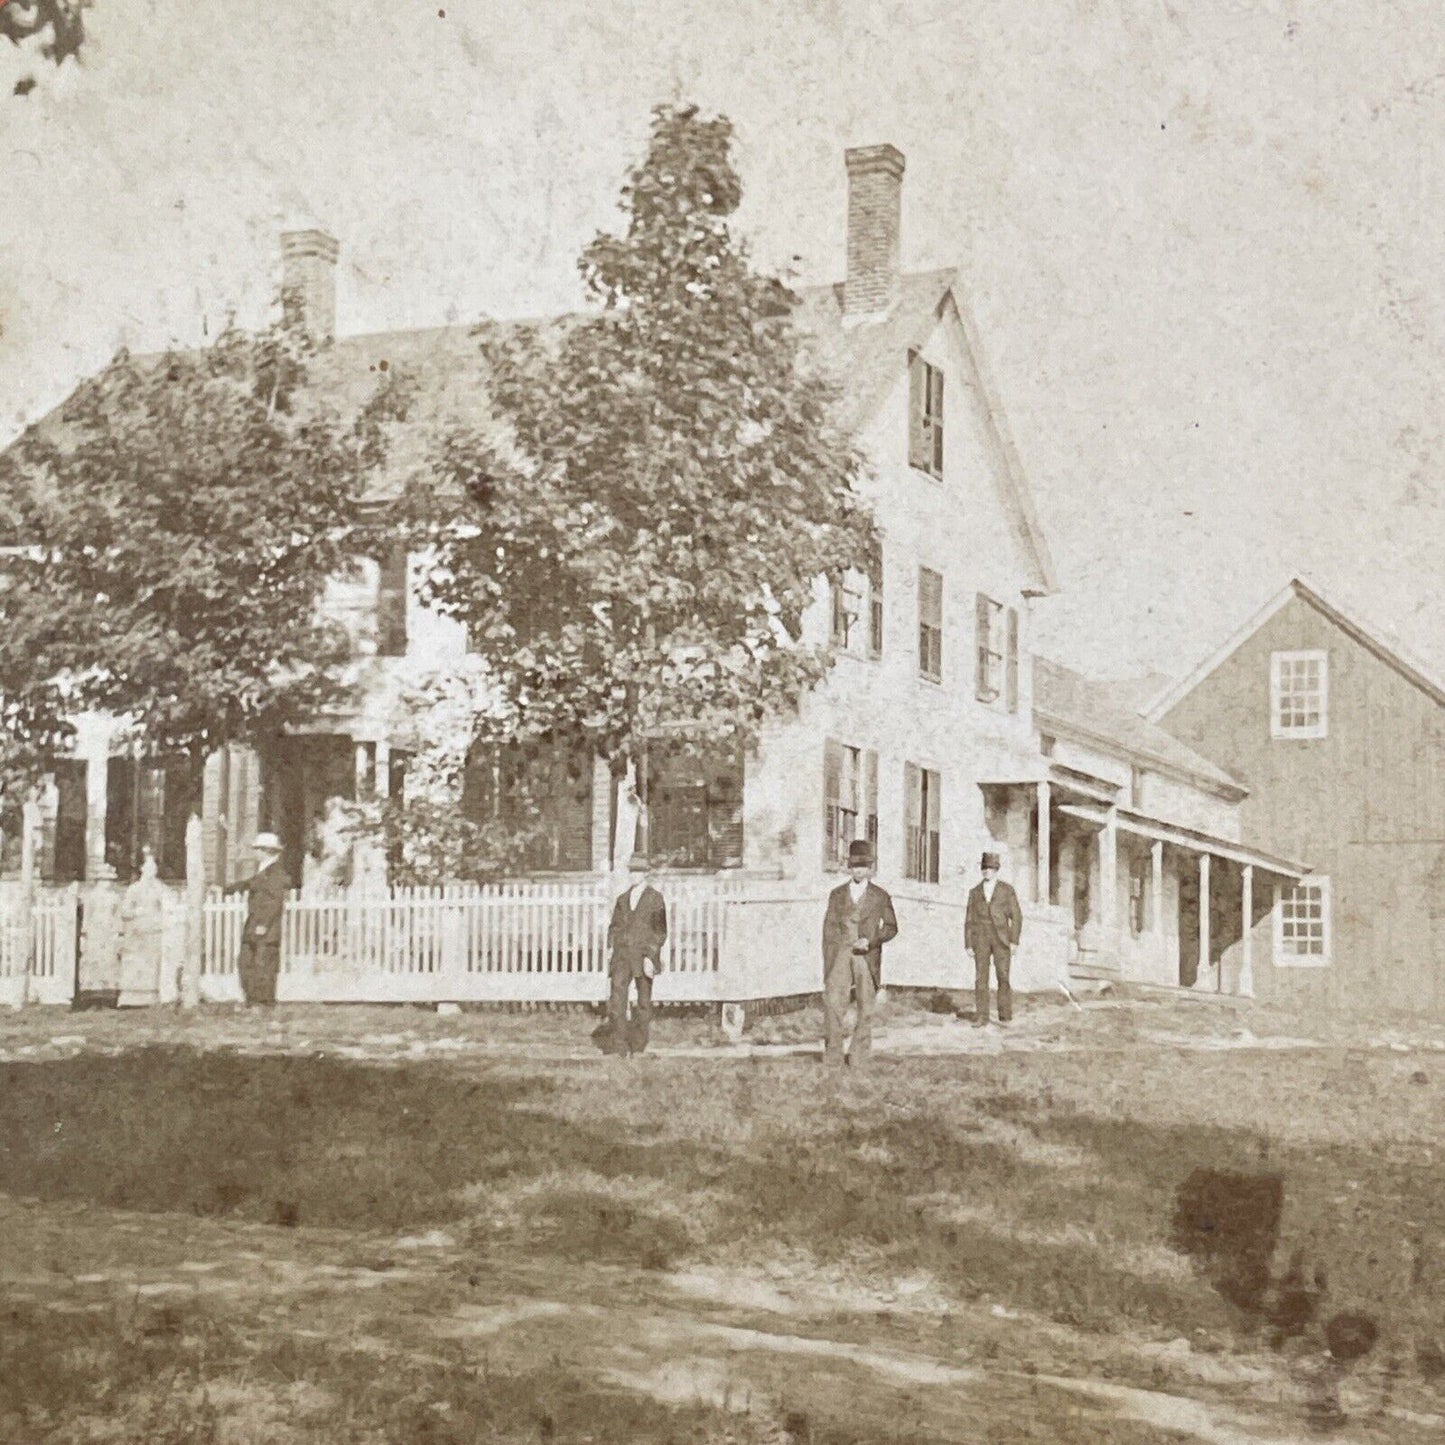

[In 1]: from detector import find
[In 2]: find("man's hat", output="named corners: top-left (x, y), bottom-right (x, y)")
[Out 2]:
top-left (980, 851), bottom-right (1001, 871)
top-left (847, 839), bottom-right (875, 867)
top-left (253, 831), bottom-right (284, 855)
top-left (627, 852), bottom-right (650, 872)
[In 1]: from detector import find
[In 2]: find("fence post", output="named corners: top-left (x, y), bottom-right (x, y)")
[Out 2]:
top-left (17, 797), bottom-right (40, 1009)
top-left (181, 814), bottom-right (204, 1009)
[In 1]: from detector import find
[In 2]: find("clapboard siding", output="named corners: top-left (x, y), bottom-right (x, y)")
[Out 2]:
top-left (1159, 592), bottom-right (1445, 1018)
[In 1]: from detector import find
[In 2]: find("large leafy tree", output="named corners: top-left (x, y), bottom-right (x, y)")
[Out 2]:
top-left (424, 103), bottom-right (874, 784)
top-left (0, 320), bottom-right (402, 803)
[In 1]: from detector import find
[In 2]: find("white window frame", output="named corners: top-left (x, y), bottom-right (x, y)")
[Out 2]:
top-left (1270, 649), bottom-right (1328, 740)
top-left (1274, 876), bottom-right (1331, 967)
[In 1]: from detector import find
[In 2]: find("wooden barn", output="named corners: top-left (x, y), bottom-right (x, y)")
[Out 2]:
top-left (1147, 577), bottom-right (1445, 1020)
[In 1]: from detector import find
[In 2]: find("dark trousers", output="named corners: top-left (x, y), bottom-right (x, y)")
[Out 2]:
top-left (237, 939), bottom-right (280, 1006)
top-left (607, 968), bottom-right (654, 1054)
top-left (975, 937), bottom-right (1012, 1023)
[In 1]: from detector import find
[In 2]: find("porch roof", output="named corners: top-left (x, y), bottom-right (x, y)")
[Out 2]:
top-left (1056, 802), bottom-right (1312, 879)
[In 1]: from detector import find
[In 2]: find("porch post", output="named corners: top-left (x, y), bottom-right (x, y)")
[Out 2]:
top-left (1198, 852), bottom-right (1211, 990)
top-left (374, 741), bottom-right (391, 799)
top-left (84, 737), bottom-right (112, 881)
top-left (1151, 839), bottom-right (1165, 974)
top-left (1035, 781), bottom-right (1051, 905)
top-left (589, 755), bottom-right (613, 872)
top-left (354, 741), bottom-right (372, 800)
top-left (1240, 864), bottom-right (1254, 998)
top-left (1099, 805), bottom-right (1118, 937)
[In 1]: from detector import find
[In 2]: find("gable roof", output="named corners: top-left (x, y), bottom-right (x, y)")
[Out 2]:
top-left (1144, 575), bottom-right (1445, 720)
top-left (1033, 655), bottom-right (1246, 796)
top-left (794, 270), bottom-right (1058, 596)
top-left (9, 265), bottom-right (1059, 593)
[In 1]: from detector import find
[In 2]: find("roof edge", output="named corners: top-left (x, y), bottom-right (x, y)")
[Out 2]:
top-left (1145, 574), bottom-right (1445, 720)
top-left (1035, 707), bottom-right (1248, 800)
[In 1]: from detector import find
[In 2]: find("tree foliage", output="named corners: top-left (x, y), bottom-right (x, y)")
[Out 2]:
top-left (421, 103), bottom-right (875, 773)
top-left (0, 320), bottom-right (402, 793)
top-left (1, 0), bottom-right (86, 66)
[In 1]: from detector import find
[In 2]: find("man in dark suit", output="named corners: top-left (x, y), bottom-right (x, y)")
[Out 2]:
top-left (226, 831), bottom-right (291, 1007)
top-left (821, 839), bottom-right (899, 1069)
top-left (602, 855), bottom-right (668, 1056)
top-left (965, 850), bottom-right (1023, 1026)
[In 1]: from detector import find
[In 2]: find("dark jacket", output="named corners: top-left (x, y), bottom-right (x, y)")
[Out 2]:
top-left (607, 884), bottom-right (668, 978)
top-left (227, 860), bottom-right (291, 946)
top-left (965, 880), bottom-right (1023, 954)
top-left (822, 880), bottom-right (899, 987)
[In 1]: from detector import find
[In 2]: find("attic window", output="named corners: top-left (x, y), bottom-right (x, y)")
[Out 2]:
top-left (1270, 650), bottom-right (1327, 739)
top-left (908, 352), bottom-right (944, 478)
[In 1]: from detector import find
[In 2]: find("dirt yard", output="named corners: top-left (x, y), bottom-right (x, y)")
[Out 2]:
top-left (0, 993), bottom-right (1442, 1442)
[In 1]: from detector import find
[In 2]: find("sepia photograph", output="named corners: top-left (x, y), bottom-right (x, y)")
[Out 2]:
top-left (0, 2), bottom-right (1442, 1440)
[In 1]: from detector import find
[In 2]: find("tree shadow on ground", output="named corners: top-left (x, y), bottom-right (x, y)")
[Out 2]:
top-left (0, 1048), bottom-right (710, 1243)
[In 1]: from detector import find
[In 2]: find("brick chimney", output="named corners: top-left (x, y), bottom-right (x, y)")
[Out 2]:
top-left (280, 229), bottom-right (340, 344)
top-left (844, 144), bottom-right (905, 316)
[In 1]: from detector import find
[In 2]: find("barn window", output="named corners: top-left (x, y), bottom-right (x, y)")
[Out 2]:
top-left (1270, 650), bottom-right (1327, 739)
top-left (1275, 878), bottom-right (1330, 966)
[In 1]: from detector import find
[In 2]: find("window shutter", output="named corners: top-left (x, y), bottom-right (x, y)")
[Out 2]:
top-left (903, 760), bottom-right (920, 875)
top-left (867, 544), bottom-right (884, 657)
top-left (930, 366), bottom-right (945, 475)
top-left (824, 738), bottom-right (843, 865)
top-left (975, 592), bottom-right (991, 700)
top-left (925, 768), bottom-right (941, 832)
top-left (864, 748), bottom-right (878, 845)
top-left (908, 352), bottom-right (929, 471)
top-left (1005, 607), bottom-right (1019, 713)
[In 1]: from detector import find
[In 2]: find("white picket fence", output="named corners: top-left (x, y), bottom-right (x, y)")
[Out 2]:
top-left (0, 876), bottom-right (1072, 1009)
top-left (0, 885), bottom-right (79, 1007)
top-left (198, 876), bottom-right (744, 1005)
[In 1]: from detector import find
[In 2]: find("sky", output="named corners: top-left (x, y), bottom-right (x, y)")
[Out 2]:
top-left (1, 0), bottom-right (1441, 684)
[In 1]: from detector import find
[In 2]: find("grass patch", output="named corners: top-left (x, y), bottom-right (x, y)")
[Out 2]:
top-left (0, 1298), bottom-right (819, 1444)
top-left (1, 1040), bottom-right (1442, 1384)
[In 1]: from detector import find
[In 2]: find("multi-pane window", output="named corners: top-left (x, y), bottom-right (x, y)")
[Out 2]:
top-left (918, 567), bottom-right (943, 681)
top-left (105, 754), bottom-right (195, 881)
top-left (975, 594), bottom-right (1020, 708)
top-left (975, 594), bottom-right (1003, 701)
top-left (830, 572), bottom-right (865, 651)
top-left (904, 762), bottom-right (941, 883)
top-left (823, 740), bottom-right (878, 867)
top-left (1271, 650), bottom-right (1327, 739)
top-left (908, 352), bottom-right (944, 477)
top-left (1276, 878), bottom-right (1330, 965)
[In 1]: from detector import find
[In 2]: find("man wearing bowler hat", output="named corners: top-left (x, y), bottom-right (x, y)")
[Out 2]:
top-left (965, 851), bottom-right (1023, 1025)
top-left (226, 831), bottom-right (292, 1007)
top-left (821, 839), bottom-right (898, 1069)
top-left (600, 853), bottom-right (668, 1056)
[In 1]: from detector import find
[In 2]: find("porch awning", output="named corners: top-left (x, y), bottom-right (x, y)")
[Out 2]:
top-left (1057, 803), bottom-right (1311, 879)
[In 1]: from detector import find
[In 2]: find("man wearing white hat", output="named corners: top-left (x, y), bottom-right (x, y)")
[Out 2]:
top-left (226, 831), bottom-right (291, 1006)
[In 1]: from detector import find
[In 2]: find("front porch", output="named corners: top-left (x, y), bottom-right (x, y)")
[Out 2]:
top-left (1049, 791), bottom-right (1307, 998)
